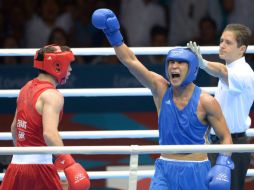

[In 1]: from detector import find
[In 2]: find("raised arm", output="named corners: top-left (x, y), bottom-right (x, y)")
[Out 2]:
top-left (114, 44), bottom-right (167, 93)
top-left (187, 41), bottom-right (228, 85)
top-left (91, 8), bottom-right (168, 97)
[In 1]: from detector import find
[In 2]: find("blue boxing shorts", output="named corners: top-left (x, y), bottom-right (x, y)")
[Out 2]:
top-left (149, 157), bottom-right (211, 190)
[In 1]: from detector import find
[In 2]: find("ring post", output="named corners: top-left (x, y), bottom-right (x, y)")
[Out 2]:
top-left (128, 145), bottom-right (139, 190)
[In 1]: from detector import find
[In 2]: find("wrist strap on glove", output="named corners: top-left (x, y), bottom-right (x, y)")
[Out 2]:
top-left (54, 154), bottom-right (75, 170)
top-left (216, 154), bottom-right (234, 169)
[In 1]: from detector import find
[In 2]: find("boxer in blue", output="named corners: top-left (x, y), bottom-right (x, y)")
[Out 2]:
top-left (91, 8), bottom-right (234, 190)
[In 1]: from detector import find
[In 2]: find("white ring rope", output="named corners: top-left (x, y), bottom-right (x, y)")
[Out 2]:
top-left (0, 88), bottom-right (151, 98)
top-left (1, 46), bottom-right (254, 56)
top-left (0, 130), bottom-right (159, 140)
top-left (0, 87), bottom-right (217, 98)
top-left (1, 144), bottom-right (254, 155)
top-left (0, 171), bottom-right (155, 181)
top-left (1, 145), bottom-right (254, 181)
top-left (1, 129), bottom-right (254, 140)
top-left (0, 169), bottom-right (254, 181)
top-left (0, 169), bottom-right (253, 181)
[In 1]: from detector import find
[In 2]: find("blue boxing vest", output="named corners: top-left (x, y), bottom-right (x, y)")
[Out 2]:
top-left (158, 85), bottom-right (209, 145)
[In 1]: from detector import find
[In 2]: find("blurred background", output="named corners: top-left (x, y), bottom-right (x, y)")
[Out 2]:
top-left (0, 0), bottom-right (254, 189)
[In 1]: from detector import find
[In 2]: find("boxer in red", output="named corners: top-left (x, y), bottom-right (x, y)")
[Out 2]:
top-left (0, 45), bottom-right (90, 190)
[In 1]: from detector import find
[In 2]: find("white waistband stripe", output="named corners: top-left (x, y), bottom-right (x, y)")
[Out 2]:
top-left (159, 156), bottom-right (209, 163)
top-left (11, 154), bottom-right (53, 164)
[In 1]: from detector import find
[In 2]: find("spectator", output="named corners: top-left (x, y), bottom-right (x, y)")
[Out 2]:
top-left (48, 27), bottom-right (69, 46)
top-left (140, 25), bottom-right (168, 64)
top-left (24, 0), bottom-right (72, 48)
top-left (214, 0), bottom-right (254, 33)
top-left (1, 36), bottom-right (20, 65)
top-left (195, 17), bottom-right (218, 46)
top-left (168, 0), bottom-right (221, 45)
top-left (48, 27), bottom-right (85, 64)
top-left (120, 0), bottom-right (166, 46)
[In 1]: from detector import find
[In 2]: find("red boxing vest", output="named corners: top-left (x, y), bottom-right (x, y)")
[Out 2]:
top-left (15, 78), bottom-right (63, 147)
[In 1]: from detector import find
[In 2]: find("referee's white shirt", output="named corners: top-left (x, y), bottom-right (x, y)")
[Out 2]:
top-left (211, 57), bottom-right (254, 135)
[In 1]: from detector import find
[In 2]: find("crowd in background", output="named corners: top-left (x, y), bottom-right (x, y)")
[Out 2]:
top-left (0, 0), bottom-right (254, 65)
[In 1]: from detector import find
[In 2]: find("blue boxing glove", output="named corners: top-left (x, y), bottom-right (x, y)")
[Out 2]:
top-left (207, 154), bottom-right (234, 190)
top-left (92, 8), bottom-right (123, 46)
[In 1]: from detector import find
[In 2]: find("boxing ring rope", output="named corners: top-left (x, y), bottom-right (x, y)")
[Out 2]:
top-left (0, 169), bottom-right (254, 181)
top-left (1, 46), bottom-right (254, 56)
top-left (1, 129), bottom-right (254, 140)
top-left (1, 46), bottom-right (254, 189)
top-left (0, 145), bottom-right (254, 183)
top-left (0, 87), bottom-right (217, 98)
top-left (0, 47), bottom-right (219, 56)
top-left (2, 144), bottom-right (254, 155)
top-left (0, 170), bottom-right (156, 180)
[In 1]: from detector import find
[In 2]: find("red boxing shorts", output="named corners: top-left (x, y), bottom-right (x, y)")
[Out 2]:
top-left (1, 154), bottom-right (63, 190)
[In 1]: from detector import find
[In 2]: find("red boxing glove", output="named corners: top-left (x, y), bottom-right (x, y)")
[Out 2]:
top-left (54, 154), bottom-right (90, 190)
